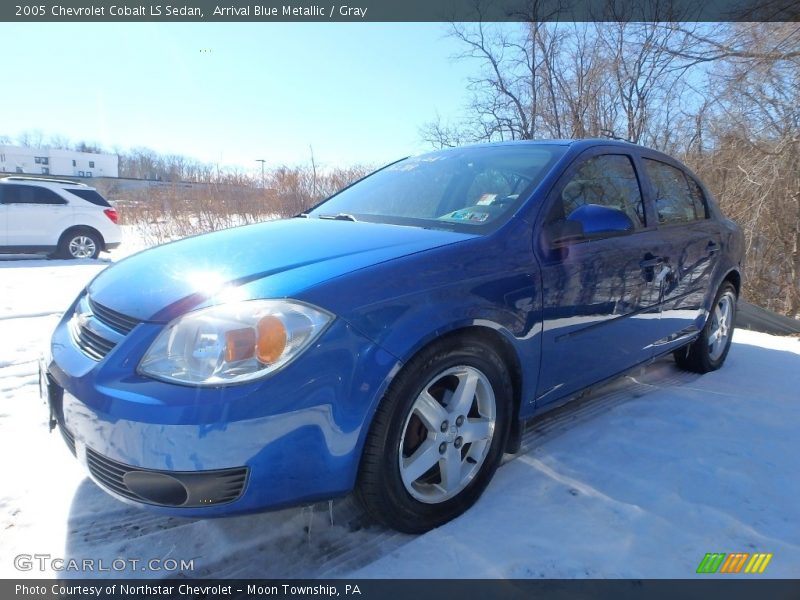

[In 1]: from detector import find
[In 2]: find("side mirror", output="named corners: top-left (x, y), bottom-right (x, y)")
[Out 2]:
top-left (567, 204), bottom-right (634, 237)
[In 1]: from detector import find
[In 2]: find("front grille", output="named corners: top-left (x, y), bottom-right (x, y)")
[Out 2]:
top-left (59, 423), bottom-right (77, 457)
top-left (88, 298), bottom-right (141, 334)
top-left (85, 447), bottom-right (248, 507)
top-left (69, 296), bottom-right (142, 361)
top-left (86, 448), bottom-right (138, 500)
top-left (70, 320), bottom-right (116, 360)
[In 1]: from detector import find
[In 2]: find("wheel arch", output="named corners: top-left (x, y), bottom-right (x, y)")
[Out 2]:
top-left (57, 225), bottom-right (106, 251)
top-left (722, 268), bottom-right (741, 297)
top-left (388, 324), bottom-right (525, 455)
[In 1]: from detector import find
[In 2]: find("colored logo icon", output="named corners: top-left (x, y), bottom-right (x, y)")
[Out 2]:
top-left (696, 552), bottom-right (773, 574)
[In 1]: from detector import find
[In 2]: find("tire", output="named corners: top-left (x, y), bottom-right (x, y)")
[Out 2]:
top-left (355, 336), bottom-right (512, 533)
top-left (674, 281), bottom-right (737, 373)
top-left (58, 229), bottom-right (101, 260)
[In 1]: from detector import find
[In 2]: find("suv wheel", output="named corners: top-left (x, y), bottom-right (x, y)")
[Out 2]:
top-left (356, 337), bottom-right (512, 533)
top-left (59, 230), bottom-right (101, 260)
top-left (674, 281), bottom-right (737, 373)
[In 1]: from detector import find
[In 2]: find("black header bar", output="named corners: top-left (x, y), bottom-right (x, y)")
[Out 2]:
top-left (2, 0), bottom-right (799, 22)
top-left (4, 579), bottom-right (800, 600)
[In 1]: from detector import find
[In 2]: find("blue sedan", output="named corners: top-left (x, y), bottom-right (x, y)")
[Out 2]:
top-left (42, 140), bottom-right (744, 532)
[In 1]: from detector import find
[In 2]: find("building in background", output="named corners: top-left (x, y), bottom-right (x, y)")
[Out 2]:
top-left (0, 145), bottom-right (119, 178)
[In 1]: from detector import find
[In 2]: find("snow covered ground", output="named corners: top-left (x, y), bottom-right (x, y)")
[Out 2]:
top-left (0, 227), bottom-right (798, 579)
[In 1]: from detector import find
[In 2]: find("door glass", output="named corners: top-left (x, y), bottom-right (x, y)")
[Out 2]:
top-left (32, 187), bottom-right (67, 205)
top-left (2, 185), bottom-right (36, 204)
top-left (548, 154), bottom-right (645, 230)
top-left (686, 175), bottom-right (709, 219)
top-left (643, 159), bottom-right (700, 224)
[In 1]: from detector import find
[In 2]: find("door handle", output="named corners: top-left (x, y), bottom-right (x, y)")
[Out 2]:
top-left (707, 241), bottom-right (720, 255)
top-left (639, 256), bottom-right (664, 269)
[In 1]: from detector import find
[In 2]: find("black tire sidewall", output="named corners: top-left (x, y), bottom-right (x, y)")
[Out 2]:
top-left (360, 339), bottom-right (512, 533)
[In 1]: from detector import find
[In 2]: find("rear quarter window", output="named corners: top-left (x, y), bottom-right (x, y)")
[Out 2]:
top-left (685, 175), bottom-right (709, 219)
top-left (66, 188), bottom-right (111, 207)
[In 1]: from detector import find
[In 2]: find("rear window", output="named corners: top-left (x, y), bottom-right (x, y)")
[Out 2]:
top-left (66, 188), bottom-right (111, 207)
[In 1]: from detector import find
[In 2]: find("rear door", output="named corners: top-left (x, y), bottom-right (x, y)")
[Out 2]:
top-left (4, 184), bottom-right (72, 248)
top-left (535, 148), bottom-right (664, 405)
top-left (637, 157), bottom-right (723, 350)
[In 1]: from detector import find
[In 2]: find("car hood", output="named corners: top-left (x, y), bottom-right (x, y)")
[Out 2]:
top-left (88, 218), bottom-right (475, 322)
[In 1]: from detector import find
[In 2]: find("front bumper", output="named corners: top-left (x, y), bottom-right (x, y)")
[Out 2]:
top-left (46, 313), bottom-right (400, 516)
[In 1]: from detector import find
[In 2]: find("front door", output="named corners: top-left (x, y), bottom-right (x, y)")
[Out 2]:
top-left (3, 184), bottom-right (70, 247)
top-left (535, 150), bottom-right (664, 405)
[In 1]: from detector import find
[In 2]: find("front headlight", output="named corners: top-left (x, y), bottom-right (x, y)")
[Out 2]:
top-left (138, 299), bottom-right (333, 386)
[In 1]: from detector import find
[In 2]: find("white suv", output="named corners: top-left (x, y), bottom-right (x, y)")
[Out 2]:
top-left (0, 177), bottom-right (121, 259)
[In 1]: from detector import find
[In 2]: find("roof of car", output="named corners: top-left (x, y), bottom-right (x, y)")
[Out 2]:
top-left (460, 138), bottom-right (643, 149)
top-left (0, 176), bottom-right (92, 189)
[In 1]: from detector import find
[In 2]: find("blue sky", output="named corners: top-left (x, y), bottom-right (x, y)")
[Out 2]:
top-left (0, 23), bottom-right (479, 173)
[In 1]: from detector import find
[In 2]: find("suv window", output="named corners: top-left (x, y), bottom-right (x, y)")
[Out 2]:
top-left (643, 159), bottom-right (704, 224)
top-left (66, 188), bottom-right (111, 207)
top-left (1, 184), bottom-right (67, 205)
top-left (549, 154), bottom-right (645, 229)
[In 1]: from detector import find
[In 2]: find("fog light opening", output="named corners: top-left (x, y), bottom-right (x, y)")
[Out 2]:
top-left (122, 471), bottom-right (189, 506)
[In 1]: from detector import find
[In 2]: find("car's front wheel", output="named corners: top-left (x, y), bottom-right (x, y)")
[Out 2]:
top-left (674, 281), bottom-right (737, 373)
top-left (59, 229), bottom-right (102, 260)
top-left (356, 336), bottom-right (512, 533)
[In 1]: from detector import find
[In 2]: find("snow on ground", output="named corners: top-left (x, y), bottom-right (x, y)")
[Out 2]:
top-left (0, 227), bottom-right (798, 579)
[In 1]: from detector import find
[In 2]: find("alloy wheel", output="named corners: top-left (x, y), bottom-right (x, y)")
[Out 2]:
top-left (708, 291), bottom-right (735, 361)
top-left (68, 236), bottom-right (97, 259)
top-left (398, 365), bottom-right (496, 504)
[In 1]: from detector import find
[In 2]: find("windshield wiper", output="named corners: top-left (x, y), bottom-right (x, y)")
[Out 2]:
top-left (317, 213), bottom-right (358, 222)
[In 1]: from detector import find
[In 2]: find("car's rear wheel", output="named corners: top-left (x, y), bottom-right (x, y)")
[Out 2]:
top-left (356, 336), bottom-right (512, 533)
top-left (59, 229), bottom-right (101, 259)
top-left (674, 281), bottom-right (737, 373)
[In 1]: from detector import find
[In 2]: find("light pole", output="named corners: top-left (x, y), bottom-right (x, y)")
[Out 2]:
top-left (255, 159), bottom-right (266, 188)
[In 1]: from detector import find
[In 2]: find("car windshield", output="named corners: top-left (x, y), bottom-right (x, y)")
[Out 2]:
top-left (308, 144), bottom-right (567, 232)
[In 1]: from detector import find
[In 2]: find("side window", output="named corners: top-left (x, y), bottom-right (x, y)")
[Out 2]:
top-left (686, 175), bottom-right (709, 219)
top-left (2, 185), bottom-right (66, 205)
top-left (643, 159), bottom-right (700, 224)
top-left (549, 154), bottom-right (645, 230)
top-left (34, 187), bottom-right (67, 205)
top-left (2, 185), bottom-right (35, 204)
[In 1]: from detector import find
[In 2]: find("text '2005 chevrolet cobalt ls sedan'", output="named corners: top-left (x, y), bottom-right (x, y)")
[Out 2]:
top-left (42, 140), bottom-right (743, 532)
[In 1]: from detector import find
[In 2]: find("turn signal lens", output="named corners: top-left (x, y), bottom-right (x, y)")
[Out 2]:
top-left (256, 316), bottom-right (287, 364)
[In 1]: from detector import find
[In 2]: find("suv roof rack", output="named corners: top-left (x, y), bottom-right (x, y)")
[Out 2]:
top-left (1, 176), bottom-right (88, 186)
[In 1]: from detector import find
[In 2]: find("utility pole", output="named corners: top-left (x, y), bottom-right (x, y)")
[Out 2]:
top-left (255, 159), bottom-right (266, 187)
